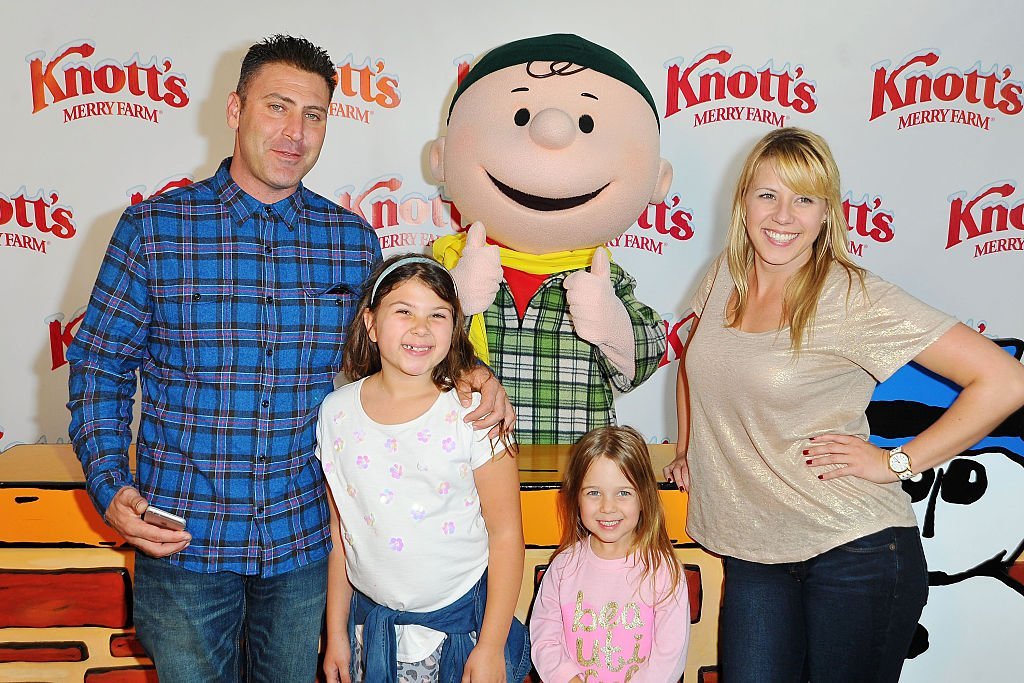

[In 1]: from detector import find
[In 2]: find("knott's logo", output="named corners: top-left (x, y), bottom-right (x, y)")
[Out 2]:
top-left (329, 54), bottom-right (401, 125)
top-left (844, 192), bottom-right (894, 257)
top-left (659, 312), bottom-right (697, 369)
top-left (869, 50), bottom-right (1022, 131)
top-left (48, 309), bottom-right (86, 371)
top-left (608, 194), bottom-right (698, 256)
top-left (1, 188), bottom-right (75, 255)
top-left (335, 176), bottom-right (456, 250)
top-left (665, 47), bottom-right (817, 128)
top-left (27, 40), bottom-right (189, 124)
top-left (638, 193), bottom-right (695, 243)
top-left (946, 181), bottom-right (1024, 258)
top-left (128, 175), bottom-right (193, 206)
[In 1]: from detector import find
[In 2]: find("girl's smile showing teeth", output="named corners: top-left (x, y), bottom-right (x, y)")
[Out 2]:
top-left (579, 457), bottom-right (641, 558)
top-left (764, 228), bottom-right (799, 245)
top-left (366, 278), bottom-right (454, 379)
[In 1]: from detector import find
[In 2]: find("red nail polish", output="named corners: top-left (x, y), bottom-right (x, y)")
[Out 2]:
top-left (806, 459), bottom-right (812, 465)
top-left (817, 475), bottom-right (824, 480)
top-left (802, 450), bottom-right (809, 455)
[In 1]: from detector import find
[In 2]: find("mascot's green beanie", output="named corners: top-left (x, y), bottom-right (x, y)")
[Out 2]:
top-left (448, 33), bottom-right (659, 126)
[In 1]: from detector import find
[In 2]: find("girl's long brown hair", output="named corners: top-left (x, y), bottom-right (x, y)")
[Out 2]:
top-left (342, 254), bottom-right (516, 454)
top-left (554, 426), bottom-right (681, 600)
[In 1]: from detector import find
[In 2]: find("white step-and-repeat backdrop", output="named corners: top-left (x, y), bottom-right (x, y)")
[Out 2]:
top-left (1, 1), bottom-right (1021, 679)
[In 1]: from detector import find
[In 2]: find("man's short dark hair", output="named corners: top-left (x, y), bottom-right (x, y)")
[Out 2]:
top-left (236, 34), bottom-right (336, 101)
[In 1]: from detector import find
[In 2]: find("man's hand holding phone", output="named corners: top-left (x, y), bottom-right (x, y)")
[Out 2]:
top-left (105, 486), bottom-right (191, 558)
top-left (143, 506), bottom-right (187, 531)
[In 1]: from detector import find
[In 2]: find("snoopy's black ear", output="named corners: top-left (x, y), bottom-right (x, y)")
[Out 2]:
top-left (907, 623), bottom-right (930, 659)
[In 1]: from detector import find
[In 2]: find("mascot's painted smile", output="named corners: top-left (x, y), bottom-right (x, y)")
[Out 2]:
top-left (487, 171), bottom-right (607, 212)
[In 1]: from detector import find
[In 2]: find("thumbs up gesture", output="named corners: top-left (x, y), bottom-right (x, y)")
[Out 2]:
top-left (563, 249), bottom-right (636, 378)
top-left (450, 222), bottom-right (503, 314)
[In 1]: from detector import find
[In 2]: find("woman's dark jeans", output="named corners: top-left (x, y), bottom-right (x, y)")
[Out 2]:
top-left (720, 526), bottom-right (928, 683)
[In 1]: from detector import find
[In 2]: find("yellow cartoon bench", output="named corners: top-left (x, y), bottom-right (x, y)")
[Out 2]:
top-left (0, 444), bottom-right (723, 683)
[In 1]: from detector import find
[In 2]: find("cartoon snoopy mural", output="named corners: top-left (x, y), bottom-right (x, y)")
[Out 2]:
top-left (868, 338), bottom-right (1024, 680)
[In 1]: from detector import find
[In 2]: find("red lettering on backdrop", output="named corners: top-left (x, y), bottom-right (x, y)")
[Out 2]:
top-left (28, 41), bottom-right (189, 114)
top-left (335, 56), bottom-right (401, 108)
top-left (637, 194), bottom-right (695, 242)
top-left (335, 177), bottom-right (460, 232)
top-left (659, 313), bottom-right (697, 368)
top-left (129, 177), bottom-right (193, 206)
top-left (665, 48), bottom-right (817, 118)
top-left (0, 191), bottom-right (75, 239)
top-left (947, 182), bottom-right (1024, 248)
top-left (456, 59), bottom-right (471, 87)
top-left (870, 51), bottom-right (1022, 121)
top-left (843, 195), bottom-right (894, 244)
top-left (49, 313), bottom-right (85, 370)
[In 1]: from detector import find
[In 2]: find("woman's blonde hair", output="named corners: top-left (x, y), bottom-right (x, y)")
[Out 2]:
top-left (554, 426), bottom-right (682, 601)
top-left (725, 127), bottom-right (864, 350)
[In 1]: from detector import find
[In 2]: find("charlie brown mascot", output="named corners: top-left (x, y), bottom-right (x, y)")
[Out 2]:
top-left (431, 34), bottom-right (671, 444)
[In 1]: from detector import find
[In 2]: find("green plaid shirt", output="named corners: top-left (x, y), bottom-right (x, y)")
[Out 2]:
top-left (484, 263), bottom-right (665, 444)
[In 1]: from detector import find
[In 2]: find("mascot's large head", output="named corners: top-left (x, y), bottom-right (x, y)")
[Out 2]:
top-left (430, 33), bottom-right (672, 255)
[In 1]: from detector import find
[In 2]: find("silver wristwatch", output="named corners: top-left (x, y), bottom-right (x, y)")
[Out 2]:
top-left (887, 446), bottom-right (914, 481)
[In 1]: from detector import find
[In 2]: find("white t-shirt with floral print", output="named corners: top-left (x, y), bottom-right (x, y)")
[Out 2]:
top-left (316, 377), bottom-right (497, 661)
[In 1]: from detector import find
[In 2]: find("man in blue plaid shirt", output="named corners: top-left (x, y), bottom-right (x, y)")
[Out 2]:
top-left (67, 35), bottom-right (510, 683)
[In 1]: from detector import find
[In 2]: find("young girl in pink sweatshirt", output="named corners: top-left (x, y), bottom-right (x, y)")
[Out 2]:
top-left (530, 426), bottom-right (690, 682)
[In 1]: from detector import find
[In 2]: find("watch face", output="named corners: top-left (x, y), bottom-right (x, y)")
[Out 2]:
top-left (889, 451), bottom-right (911, 472)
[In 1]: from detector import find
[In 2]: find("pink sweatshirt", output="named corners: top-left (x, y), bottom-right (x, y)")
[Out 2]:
top-left (529, 539), bottom-right (689, 683)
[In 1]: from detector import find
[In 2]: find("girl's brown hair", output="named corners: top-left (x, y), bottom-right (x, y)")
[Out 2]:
top-left (342, 254), bottom-right (515, 453)
top-left (555, 426), bottom-right (681, 599)
top-left (725, 127), bottom-right (865, 351)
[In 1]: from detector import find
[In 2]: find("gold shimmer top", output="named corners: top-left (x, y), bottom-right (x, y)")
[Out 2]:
top-left (684, 255), bottom-right (958, 563)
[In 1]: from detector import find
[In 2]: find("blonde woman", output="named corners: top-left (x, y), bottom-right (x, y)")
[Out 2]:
top-left (665, 128), bottom-right (1024, 682)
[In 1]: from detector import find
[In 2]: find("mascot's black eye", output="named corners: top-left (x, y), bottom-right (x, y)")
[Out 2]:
top-left (579, 114), bottom-right (594, 134)
top-left (514, 108), bottom-right (530, 126)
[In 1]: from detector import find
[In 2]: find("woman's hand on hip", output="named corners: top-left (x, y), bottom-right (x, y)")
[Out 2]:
top-left (805, 434), bottom-right (896, 484)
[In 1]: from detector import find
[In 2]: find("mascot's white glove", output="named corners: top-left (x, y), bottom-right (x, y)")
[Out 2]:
top-left (563, 248), bottom-right (637, 381)
top-left (450, 222), bottom-right (503, 315)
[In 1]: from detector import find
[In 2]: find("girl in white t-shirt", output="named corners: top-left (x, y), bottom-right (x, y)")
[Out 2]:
top-left (316, 255), bottom-right (527, 683)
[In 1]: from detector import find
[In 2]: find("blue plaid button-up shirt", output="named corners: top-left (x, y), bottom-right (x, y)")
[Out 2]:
top-left (68, 158), bottom-right (381, 576)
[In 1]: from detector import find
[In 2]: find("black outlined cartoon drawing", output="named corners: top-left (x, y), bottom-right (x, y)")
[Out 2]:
top-left (868, 339), bottom-right (1024, 680)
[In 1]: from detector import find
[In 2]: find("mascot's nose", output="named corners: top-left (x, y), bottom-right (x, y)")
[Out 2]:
top-left (529, 108), bottom-right (577, 150)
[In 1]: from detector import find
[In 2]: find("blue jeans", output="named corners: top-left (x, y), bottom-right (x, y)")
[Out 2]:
top-left (719, 526), bottom-right (928, 683)
top-left (133, 553), bottom-right (327, 683)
